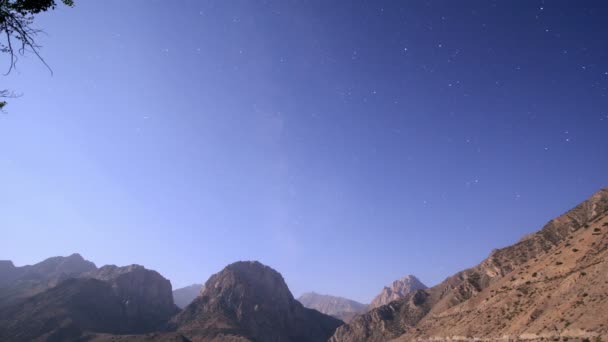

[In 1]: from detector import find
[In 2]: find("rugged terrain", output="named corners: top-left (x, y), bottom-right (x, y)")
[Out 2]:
top-left (174, 284), bottom-right (204, 309)
top-left (0, 260), bottom-right (177, 341)
top-left (331, 188), bottom-right (608, 342)
top-left (298, 292), bottom-right (367, 322)
top-left (368, 275), bottom-right (427, 310)
top-left (2, 189), bottom-right (607, 342)
top-left (0, 253), bottom-right (96, 308)
top-left (172, 261), bottom-right (343, 342)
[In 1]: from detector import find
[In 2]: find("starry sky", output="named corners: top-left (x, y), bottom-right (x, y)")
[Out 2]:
top-left (1, 0), bottom-right (607, 303)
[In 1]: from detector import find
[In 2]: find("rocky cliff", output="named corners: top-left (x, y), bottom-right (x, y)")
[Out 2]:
top-left (83, 264), bottom-right (179, 331)
top-left (368, 275), bottom-right (427, 310)
top-left (172, 261), bottom-right (343, 341)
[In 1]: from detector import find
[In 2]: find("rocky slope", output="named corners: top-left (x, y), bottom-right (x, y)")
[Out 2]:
top-left (0, 278), bottom-right (131, 341)
top-left (298, 292), bottom-right (367, 322)
top-left (331, 188), bottom-right (608, 342)
top-left (174, 283), bottom-right (204, 309)
top-left (368, 275), bottom-right (427, 310)
top-left (0, 253), bottom-right (96, 307)
top-left (171, 261), bottom-right (343, 341)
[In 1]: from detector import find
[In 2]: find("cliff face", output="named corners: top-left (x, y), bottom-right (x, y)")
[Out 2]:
top-left (331, 188), bottom-right (608, 342)
top-left (298, 292), bottom-right (367, 322)
top-left (172, 261), bottom-right (343, 342)
top-left (83, 264), bottom-right (179, 331)
top-left (368, 275), bottom-right (427, 310)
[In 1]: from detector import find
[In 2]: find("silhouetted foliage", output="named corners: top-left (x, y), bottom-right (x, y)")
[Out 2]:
top-left (1, 0), bottom-right (73, 110)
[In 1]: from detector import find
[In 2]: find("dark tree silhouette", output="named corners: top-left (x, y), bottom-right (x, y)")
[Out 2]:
top-left (0, 0), bottom-right (74, 110)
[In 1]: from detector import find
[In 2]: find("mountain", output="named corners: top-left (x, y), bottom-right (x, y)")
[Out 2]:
top-left (174, 283), bottom-right (204, 309)
top-left (171, 261), bottom-right (343, 341)
top-left (298, 292), bottom-right (367, 322)
top-left (83, 264), bottom-right (179, 331)
top-left (330, 188), bottom-right (608, 342)
top-left (0, 262), bottom-right (179, 341)
top-left (0, 253), bottom-right (96, 307)
top-left (0, 278), bottom-right (132, 341)
top-left (368, 275), bottom-right (427, 310)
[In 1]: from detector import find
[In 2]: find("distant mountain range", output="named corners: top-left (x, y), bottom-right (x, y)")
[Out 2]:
top-left (173, 284), bottom-right (204, 309)
top-left (296, 275), bottom-right (427, 323)
top-left (1, 188), bottom-right (607, 341)
top-left (298, 292), bottom-right (367, 322)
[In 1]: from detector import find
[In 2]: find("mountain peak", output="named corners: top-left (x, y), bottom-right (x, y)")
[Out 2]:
top-left (369, 274), bottom-right (427, 309)
top-left (173, 260), bottom-right (342, 341)
top-left (199, 259), bottom-right (295, 308)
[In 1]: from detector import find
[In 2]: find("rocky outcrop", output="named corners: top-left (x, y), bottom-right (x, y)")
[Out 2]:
top-left (174, 283), bottom-right (204, 309)
top-left (298, 292), bottom-right (367, 322)
top-left (0, 253), bottom-right (96, 307)
top-left (83, 264), bottom-right (179, 331)
top-left (331, 188), bottom-right (608, 342)
top-left (172, 261), bottom-right (343, 342)
top-left (331, 289), bottom-right (432, 342)
top-left (368, 275), bottom-right (427, 310)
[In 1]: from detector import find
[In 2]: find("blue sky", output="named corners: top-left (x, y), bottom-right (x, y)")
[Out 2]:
top-left (1, 0), bottom-right (607, 303)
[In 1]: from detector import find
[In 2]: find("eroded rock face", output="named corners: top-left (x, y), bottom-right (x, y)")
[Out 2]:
top-left (172, 261), bottom-right (343, 342)
top-left (368, 275), bottom-right (427, 310)
top-left (298, 292), bottom-right (367, 322)
top-left (331, 188), bottom-right (608, 342)
top-left (83, 264), bottom-right (178, 332)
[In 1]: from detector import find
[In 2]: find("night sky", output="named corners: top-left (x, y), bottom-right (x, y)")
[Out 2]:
top-left (1, 0), bottom-right (607, 303)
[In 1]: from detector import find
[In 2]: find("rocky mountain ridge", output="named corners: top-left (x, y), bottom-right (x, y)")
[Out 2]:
top-left (330, 188), bottom-right (608, 342)
top-left (2, 188), bottom-right (607, 342)
top-left (0, 253), bottom-right (96, 308)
